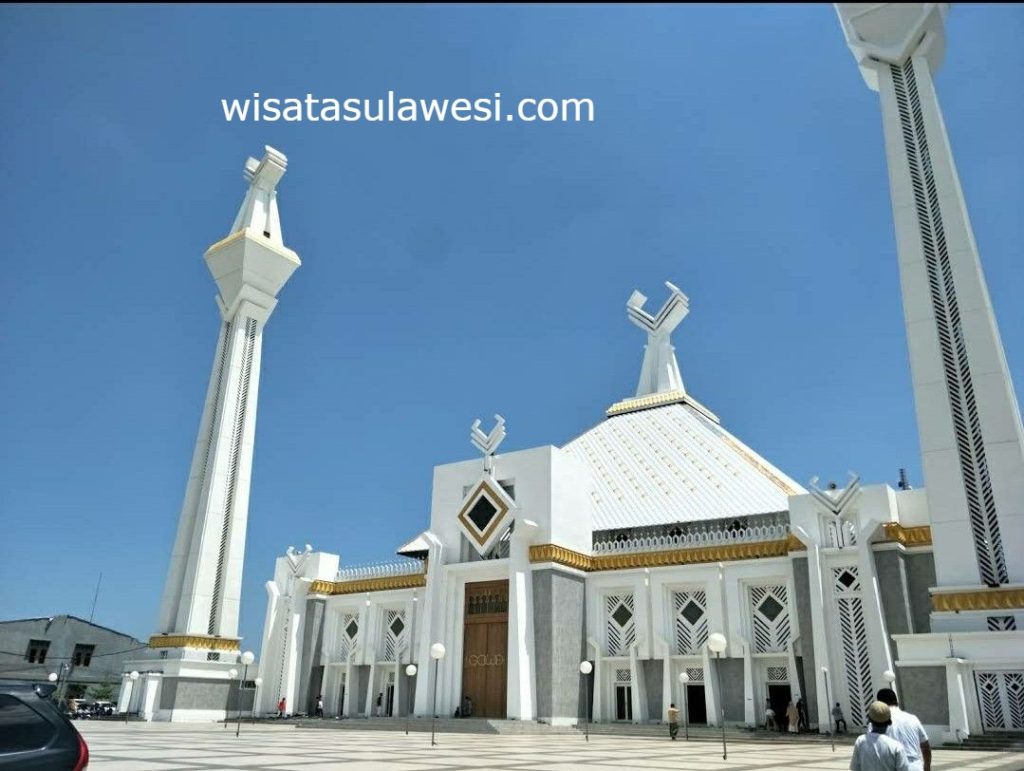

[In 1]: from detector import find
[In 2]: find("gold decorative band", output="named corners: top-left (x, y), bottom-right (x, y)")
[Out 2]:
top-left (148, 634), bottom-right (241, 652)
top-left (931, 587), bottom-right (1024, 613)
top-left (309, 573), bottom-right (427, 596)
top-left (530, 537), bottom-right (800, 572)
top-left (881, 523), bottom-right (932, 547)
top-left (606, 390), bottom-right (688, 417)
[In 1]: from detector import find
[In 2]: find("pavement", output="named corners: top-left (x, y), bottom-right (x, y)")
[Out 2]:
top-left (76, 721), bottom-right (1024, 770)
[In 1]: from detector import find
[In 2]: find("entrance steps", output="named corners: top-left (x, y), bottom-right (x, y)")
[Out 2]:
top-left (943, 733), bottom-right (1024, 752)
top-left (293, 716), bottom-right (857, 743)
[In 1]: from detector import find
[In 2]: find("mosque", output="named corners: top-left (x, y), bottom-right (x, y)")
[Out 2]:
top-left (122, 3), bottom-right (1023, 741)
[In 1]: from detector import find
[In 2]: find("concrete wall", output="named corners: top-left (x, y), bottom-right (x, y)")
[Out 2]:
top-left (641, 659), bottom-right (662, 721)
top-left (718, 658), bottom-right (745, 723)
top-left (0, 616), bottom-right (147, 696)
top-left (904, 552), bottom-right (936, 635)
top-left (899, 666), bottom-right (949, 725)
top-left (791, 557), bottom-right (819, 722)
top-left (158, 677), bottom-right (254, 712)
top-left (352, 665), bottom-right (369, 714)
top-left (297, 599), bottom-right (326, 714)
top-left (532, 568), bottom-right (587, 720)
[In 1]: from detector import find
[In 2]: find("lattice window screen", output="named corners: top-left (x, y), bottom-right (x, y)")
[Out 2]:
top-left (987, 616), bottom-right (1017, 631)
top-left (382, 609), bottom-right (406, 662)
top-left (606, 594), bottom-right (637, 656)
top-left (750, 585), bottom-right (791, 653)
top-left (673, 590), bottom-right (709, 655)
top-left (684, 666), bottom-right (704, 683)
top-left (766, 665), bottom-right (789, 683)
top-left (338, 613), bottom-right (358, 660)
top-left (832, 566), bottom-right (872, 723)
top-left (976, 672), bottom-right (1024, 732)
top-left (615, 668), bottom-right (631, 683)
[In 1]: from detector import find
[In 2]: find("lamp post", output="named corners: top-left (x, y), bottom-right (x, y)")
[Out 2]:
top-left (405, 664), bottom-right (417, 735)
top-left (678, 671), bottom-right (690, 741)
top-left (429, 643), bottom-right (445, 747)
top-left (821, 666), bottom-right (834, 753)
top-left (225, 669), bottom-right (238, 729)
top-left (236, 652), bottom-right (254, 737)
top-left (252, 677), bottom-right (263, 724)
top-left (883, 668), bottom-right (897, 698)
top-left (708, 632), bottom-right (728, 761)
top-left (579, 661), bottom-right (593, 741)
top-left (125, 671), bottom-right (139, 724)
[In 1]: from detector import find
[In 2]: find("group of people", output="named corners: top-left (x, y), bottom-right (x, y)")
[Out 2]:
top-left (764, 697), bottom-right (811, 733)
top-left (664, 688), bottom-right (930, 771)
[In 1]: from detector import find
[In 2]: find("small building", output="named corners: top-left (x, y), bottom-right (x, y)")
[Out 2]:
top-left (0, 616), bottom-right (146, 701)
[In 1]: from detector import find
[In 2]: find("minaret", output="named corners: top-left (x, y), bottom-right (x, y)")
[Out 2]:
top-left (151, 146), bottom-right (301, 657)
top-left (835, 6), bottom-right (1024, 603)
top-left (627, 281), bottom-right (689, 397)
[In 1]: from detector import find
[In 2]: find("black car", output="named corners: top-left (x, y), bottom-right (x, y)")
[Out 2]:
top-left (0, 682), bottom-right (89, 770)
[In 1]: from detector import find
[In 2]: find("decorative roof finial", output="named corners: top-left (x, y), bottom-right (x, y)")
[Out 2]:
top-left (627, 281), bottom-right (689, 398)
top-left (470, 414), bottom-right (506, 476)
top-left (230, 145), bottom-right (288, 245)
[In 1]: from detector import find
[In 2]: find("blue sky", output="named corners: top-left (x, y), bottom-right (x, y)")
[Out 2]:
top-left (1, 4), bottom-right (1021, 657)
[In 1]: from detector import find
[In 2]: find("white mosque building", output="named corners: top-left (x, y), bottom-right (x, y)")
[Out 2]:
top-left (125, 4), bottom-right (1023, 740)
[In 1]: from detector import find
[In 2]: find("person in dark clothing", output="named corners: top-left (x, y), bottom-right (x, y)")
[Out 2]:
top-left (797, 697), bottom-right (809, 732)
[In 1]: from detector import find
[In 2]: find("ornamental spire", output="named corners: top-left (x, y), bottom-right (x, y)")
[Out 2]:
top-left (627, 281), bottom-right (689, 398)
top-left (230, 145), bottom-right (288, 246)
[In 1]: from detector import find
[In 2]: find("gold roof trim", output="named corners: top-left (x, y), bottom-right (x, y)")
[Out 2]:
top-left (606, 390), bottom-right (688, 417)
top-left (148, 634), bottom-right (241, 652)
top-left (881, 523), bottom-right (932, 547)
top-left (309, 573), bottom-right (426, 597)
top-left (530, 536), bottom-right (803, 572)
top-left (931, 586), bottom-right (1024, 613)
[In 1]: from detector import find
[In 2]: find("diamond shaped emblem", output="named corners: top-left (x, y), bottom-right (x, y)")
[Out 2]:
top-left (345, 619), bottom-right (358, 639)
top-left (390, 616), bottom-right (405, 637)
top-left (838, 570), bottom-right (857, 589)
top-left (681, 600), bottom-right (704, 625)
top-left (759, 595), bottom-right (784, 622)
top-left (612, 603), bottom-right (633, 627)
top-left (457, 478), bottom-right (513, 555)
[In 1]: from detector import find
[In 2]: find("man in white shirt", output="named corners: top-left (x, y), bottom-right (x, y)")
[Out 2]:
top-left (875, 689), bottom-right (931, 771)
top-left (851, 701), bottom-right (909, 771)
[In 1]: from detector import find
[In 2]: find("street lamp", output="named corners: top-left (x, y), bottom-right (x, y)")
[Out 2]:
top-left (708, 632), bottom-right (728, 761)
top-left (579, 661), bottom-right (593, 741)
top-left (821, 666), bottom-right (834, 753)
top-left (252, 677), bottom-right (263, 724)
top-left (236, 651), bottom-right (255, 737)
top-left (429, 643), bottom-right (446, 747)
top-left (47, 673), bottom-right (58, 683)
top-left (405, 664), bottom-right (418, 735)
top-left (883, 668), bottom-right (896, 698)
top-left (678, 671), bottom-right (690, 740)
top-left (225, 669), bottom-right (238, 729)
top-left (125, 671), bottom-right (139, 724)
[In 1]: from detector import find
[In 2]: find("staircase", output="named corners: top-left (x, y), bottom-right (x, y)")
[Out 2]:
top-left (293, 716), bottom-right (857, 743)
top-left (943, 732), bottom-right (1024, 753)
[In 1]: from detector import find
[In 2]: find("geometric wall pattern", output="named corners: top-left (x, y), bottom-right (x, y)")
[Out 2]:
top-left (382, 609), bottom-right (406, 662)
top-left (606, 594), bottom-right (637, 657)
top-left (976, 672), bottom-right (1024, 732)
top-left (832, 566), bottom-right (873, 723)
top-left (750, 585), bottom-right (790, 654)
top-left (672, 590), bottom-right (709, 655)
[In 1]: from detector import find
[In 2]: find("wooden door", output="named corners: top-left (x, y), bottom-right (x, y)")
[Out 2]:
top-left (461, 580), bottom-right (508, 718)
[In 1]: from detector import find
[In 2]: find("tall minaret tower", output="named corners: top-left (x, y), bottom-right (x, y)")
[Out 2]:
top-left (151, 146), bottom-right (301, 660)
top-left (835, 5), bottom-right (1024, 621)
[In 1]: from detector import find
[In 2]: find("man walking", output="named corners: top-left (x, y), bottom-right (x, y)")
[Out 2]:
top-left (850, 701), bottom-right (909, 771)
top-left (764, 699), bottom-right (777, 731)
top-left (667, 703), bottom-right (680, 740)
top-left (874, 689), bottom-right (931, 771)
top-left (797, 697), bottom-right (809, 732)
top-left (315, 694), bottom-right (324, 719)
top-left (276, 697), bottom-right (286, 719)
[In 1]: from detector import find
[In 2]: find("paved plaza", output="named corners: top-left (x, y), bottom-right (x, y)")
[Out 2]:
top-left (77, 723), bottom-right (1024, 771)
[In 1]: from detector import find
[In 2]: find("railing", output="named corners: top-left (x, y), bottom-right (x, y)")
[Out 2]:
top-left (335, 560), bottom-right (425, 582)
top-left (593, 521), bottom-right (790, 556)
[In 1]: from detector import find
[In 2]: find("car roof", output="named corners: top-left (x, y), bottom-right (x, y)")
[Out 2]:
top-left (0, 681), bottom-right (58, 698)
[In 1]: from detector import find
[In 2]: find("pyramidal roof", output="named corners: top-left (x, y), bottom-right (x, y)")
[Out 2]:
top-left (562, 283), bottom-right (805, 531)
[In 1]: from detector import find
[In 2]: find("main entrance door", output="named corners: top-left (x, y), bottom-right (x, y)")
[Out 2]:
top-left (462, 580), bottom-right (508, 718)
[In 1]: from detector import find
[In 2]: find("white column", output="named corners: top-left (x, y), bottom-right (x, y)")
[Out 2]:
top-left (805, 542), bottom-right (834, 731)
top-left (116, 674), bottom-right (132, 713)
top-left (945, 658), bottom-right (970, 740)
top-left (413, 536), bottom-right (444, 716)
top-left (507, 520), bottom-right (537, 720)
top-left (742, 641), bottom-right (755, 726)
